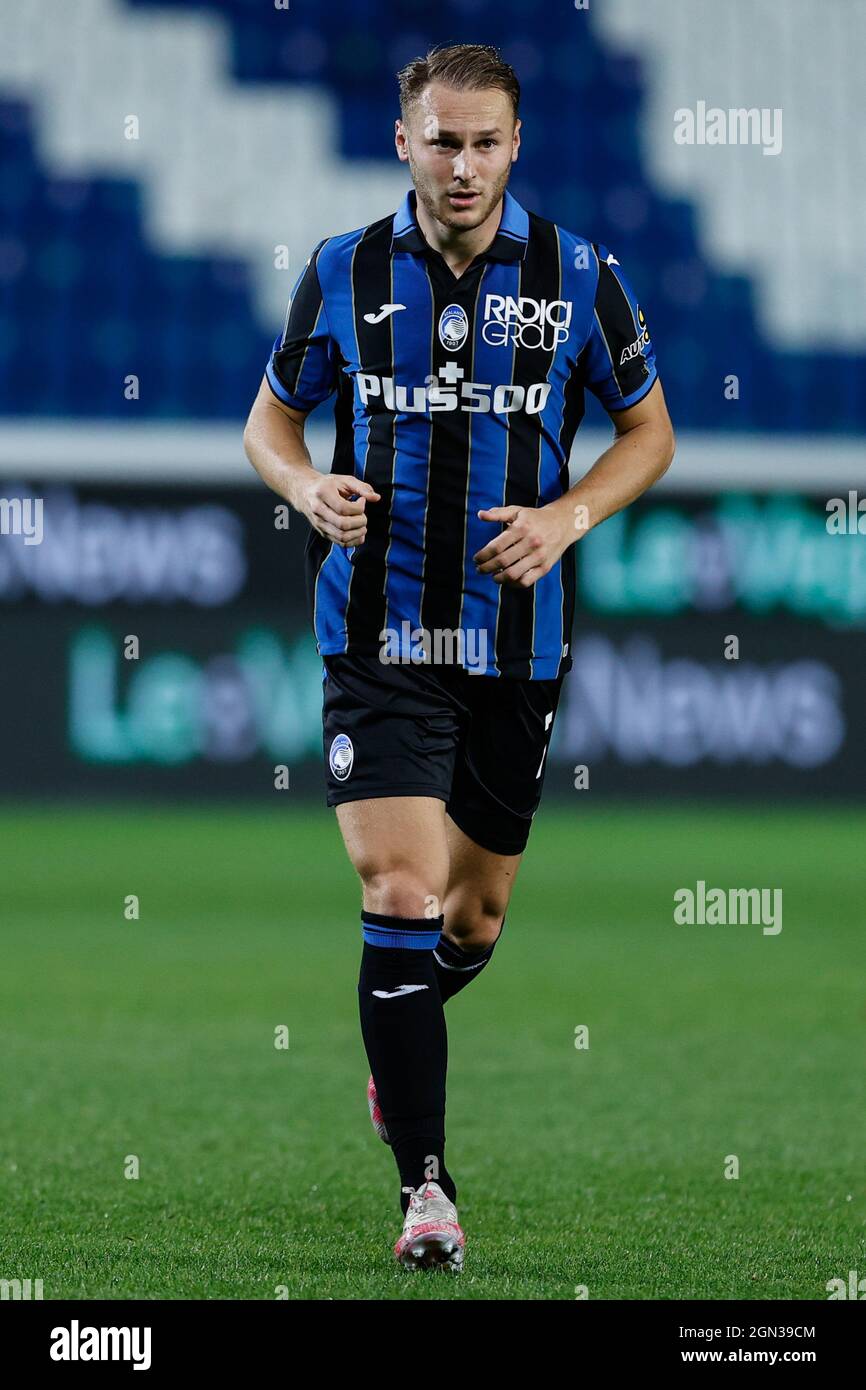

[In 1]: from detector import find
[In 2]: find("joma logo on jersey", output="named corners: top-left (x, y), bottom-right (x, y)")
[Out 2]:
top-left (482, 295), bottom-right (573, 351)
top-left (357, 362), bottom-right (551, 416)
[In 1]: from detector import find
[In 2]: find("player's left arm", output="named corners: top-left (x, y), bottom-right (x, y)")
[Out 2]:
top-left (474, 379), bottom-right (675, 588)
top-left (476, 242), bottom-right (674, 589)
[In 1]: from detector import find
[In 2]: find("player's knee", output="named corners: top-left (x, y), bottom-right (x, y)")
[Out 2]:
top-left (443, 900), bottom-right (505, 952)
top-left (360, 866), bottom-right (443, 922)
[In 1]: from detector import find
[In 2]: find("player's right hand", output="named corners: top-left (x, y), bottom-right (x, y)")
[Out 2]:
top-left (299, 473), bottom-right (381, 547)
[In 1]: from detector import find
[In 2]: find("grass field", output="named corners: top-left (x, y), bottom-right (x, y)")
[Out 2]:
top-left (1, 802), bottom-right (863, 1301)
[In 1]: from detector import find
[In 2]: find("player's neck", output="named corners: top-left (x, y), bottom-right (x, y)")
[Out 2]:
top-left (413, 193), bottom-right (504, 278)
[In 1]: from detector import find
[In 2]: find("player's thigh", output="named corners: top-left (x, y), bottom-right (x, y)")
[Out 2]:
top-left (322, 652), bottom-right (462, 914)
top-left (442, 814), bottom-right (522, 949)
top-left (446, 671), bottom-right (563, 862)
top-left (336, 795), bottom-right (450, 916)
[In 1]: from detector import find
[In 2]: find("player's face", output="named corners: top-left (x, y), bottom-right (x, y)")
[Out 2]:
top-left (396, 83), bottom-right (520, 234)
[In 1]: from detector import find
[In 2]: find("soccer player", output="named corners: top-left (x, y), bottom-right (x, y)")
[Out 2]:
top-left (244, 43), bottom-right (675, 1272)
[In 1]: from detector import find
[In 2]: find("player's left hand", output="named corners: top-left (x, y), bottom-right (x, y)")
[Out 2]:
top-left (473, 501), bottom-right (576, 588)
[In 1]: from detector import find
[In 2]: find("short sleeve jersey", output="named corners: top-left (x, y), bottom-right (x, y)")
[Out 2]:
top-left (266, 188), bottom-right (658, 679)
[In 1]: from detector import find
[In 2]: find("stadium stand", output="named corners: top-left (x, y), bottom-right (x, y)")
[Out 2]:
top-left (0, 0), bottom-right (863, 428)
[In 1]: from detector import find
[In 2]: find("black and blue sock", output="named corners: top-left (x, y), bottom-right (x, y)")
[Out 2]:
top-left (358, 910), bottom-right (456, 1213)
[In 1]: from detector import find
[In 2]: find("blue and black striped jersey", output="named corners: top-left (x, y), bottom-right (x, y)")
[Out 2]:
top-left (266, 189), bottom-right (658, 679)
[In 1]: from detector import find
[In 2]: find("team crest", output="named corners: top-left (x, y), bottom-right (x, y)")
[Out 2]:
top-left (329, 733), bottom-right (354, 781)
top-left (438, 303), bottom-right (468, 350)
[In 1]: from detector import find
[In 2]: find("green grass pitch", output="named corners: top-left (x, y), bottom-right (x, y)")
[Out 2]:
top-left (1, 802), bottom-right (862, 1301)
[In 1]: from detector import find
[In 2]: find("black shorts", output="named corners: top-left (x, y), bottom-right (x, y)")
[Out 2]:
top-left (321, 651), bottom-right (565, 856)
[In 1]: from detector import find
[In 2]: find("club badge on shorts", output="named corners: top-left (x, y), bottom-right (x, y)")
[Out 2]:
top-left (329, 733), bottom-right (354, 781)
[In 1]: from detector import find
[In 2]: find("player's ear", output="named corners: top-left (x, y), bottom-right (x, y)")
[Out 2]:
top-left (395, 118), bottom-right (409, 162)
top-left (512, 117), bottom-right (521, 162)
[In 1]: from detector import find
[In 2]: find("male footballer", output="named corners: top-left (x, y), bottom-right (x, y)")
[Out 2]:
top-left (244, 43), bottom-right (675, 1272)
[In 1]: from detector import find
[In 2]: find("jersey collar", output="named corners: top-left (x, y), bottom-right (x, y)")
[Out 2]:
top-left (391, 188), bottom-right (529, 262)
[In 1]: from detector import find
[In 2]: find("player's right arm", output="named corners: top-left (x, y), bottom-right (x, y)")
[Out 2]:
top-left (243, 379), bottom-right (379, 547)
top-left (243, 238), bottom-right (379, 547)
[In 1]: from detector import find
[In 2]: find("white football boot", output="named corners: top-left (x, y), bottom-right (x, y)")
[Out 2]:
top-left (394, 1181), bottom-right (465, 1272)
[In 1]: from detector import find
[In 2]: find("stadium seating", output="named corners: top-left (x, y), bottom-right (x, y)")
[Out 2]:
top-left (0, 0), bottom-right (862, 427)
